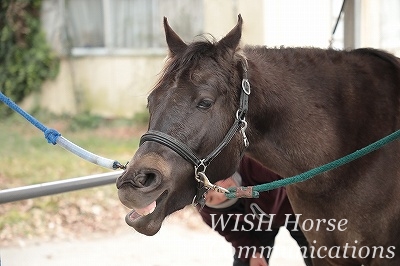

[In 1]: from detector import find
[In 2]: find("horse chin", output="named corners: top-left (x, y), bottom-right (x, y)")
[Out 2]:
top-left (124, 190), bottom-right (169, 236)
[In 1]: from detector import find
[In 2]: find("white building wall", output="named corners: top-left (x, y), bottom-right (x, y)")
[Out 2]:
top-left (263, 0), bottom-right (341, 48)
top-left (33, 0), bottom-right (400, 118)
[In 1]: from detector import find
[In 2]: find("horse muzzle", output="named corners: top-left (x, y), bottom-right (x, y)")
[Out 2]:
top-left (115, 143), bottom-right (198, 233)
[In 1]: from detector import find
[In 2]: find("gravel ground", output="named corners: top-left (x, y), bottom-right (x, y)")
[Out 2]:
top-left (1, 218), bottom-right (306, 266)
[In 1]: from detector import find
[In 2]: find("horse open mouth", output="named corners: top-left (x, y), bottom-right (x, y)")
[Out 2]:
top-left (125, 190), bottom-right (168, 234)
top-left (127, 201), bottom-right (157, 221)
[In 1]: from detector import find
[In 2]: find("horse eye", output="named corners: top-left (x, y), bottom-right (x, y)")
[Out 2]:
top-left (197, 99), bottom-right (213, 109)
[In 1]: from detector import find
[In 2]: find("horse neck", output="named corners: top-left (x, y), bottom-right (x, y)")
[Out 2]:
top-left (241, 47), bottom-right (400, 194)
top-left (242, 49), bottom-right (349, 187)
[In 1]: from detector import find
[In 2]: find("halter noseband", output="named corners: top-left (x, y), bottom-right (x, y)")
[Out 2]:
top-left (139, 60), bottom-right (251, 206)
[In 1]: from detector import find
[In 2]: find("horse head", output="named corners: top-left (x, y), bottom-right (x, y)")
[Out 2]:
top-left (116, 15), bottom-right (248, 235)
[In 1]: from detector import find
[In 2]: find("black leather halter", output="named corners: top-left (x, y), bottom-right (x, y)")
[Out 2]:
top-left (139, 60), bottom-right (251, 206)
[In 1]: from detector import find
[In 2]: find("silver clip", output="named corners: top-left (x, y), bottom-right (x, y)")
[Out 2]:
top-left (240, 120), bottom-right (249, 148)
top-left (196, 172), bottom-right (229, 193)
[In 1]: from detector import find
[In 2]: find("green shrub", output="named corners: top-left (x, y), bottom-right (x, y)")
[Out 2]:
top-left (68, 112), bottom-right (104, 131)
top-left (0, 0), bottom-right (59, 117)
top-left (132, 109), bottom-right (150, 125)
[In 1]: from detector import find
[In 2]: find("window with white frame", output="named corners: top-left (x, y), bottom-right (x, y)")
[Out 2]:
top-left (43, 0), bottom-right (204, 55)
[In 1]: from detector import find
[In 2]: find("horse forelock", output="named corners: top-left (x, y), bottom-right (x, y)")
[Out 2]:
top-left (165, 39), bottom-right (215, 76)
top-left (153, 35), bottom-right (244, 93)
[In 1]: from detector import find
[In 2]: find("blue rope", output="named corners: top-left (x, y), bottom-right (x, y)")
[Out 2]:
top-left (0, 92), bottom-right (60, 144)
top-left (0, 92), bottom-right (125, 170)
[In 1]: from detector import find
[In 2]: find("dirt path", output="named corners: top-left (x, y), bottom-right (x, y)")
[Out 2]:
top-left (1, 219), bottom-right (305, 266)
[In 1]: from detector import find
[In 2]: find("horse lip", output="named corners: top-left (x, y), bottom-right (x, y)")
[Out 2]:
top-left (124, 190), bottom-right (169, 235)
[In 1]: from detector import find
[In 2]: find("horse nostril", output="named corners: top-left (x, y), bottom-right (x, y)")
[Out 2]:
top-left (135, 172), bottom-right (157, 187)
top-left (116, 170), bottom-right (160, 189)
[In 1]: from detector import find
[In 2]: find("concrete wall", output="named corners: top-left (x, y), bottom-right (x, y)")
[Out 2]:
top-left (38, 55), bottom-right (165, 118)
top-left (203, 0), bottom-right (264, 45)
top-left (263, 0), bottom-right (335, 48)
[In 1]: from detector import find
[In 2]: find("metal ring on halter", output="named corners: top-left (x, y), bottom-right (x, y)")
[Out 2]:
top-left (194, 160), bottom-right (207, 182)
top-left (242, 79), bottom-right (251, 95)
top-left (236, 110), bottom-right (248, 127)
top-left (236, 109), bottom-right (246, 121)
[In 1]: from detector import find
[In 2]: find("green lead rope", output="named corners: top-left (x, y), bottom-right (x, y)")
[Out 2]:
top-left (225, 129), bottom-right (400, 199)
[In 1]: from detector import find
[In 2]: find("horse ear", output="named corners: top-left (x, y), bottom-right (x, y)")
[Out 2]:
top-left (218, 14), bottom-right (243, 52)
top-left (164, 17), bottom-right (187, 55)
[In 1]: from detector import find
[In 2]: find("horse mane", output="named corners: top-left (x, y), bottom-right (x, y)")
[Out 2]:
top-left (352, 48), bottom-right (400, 68)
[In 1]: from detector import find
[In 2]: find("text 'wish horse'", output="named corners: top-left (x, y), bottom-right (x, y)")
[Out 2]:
top-left (116, 15), bottom-right (400, 265)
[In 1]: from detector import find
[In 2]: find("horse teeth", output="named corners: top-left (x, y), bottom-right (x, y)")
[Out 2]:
top-left (136, 201), bottom-right (157, 216)
top-left (147, 205), bottom-right (156, 215)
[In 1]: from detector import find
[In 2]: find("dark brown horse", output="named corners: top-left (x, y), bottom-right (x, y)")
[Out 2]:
top-left (117, 15), bottom-right (400, 265)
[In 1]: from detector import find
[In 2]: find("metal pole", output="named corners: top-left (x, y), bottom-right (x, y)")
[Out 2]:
top-left (343, 0), bottom-right (361, 49)
top-left (0, 171), bottom-right (123, 204)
